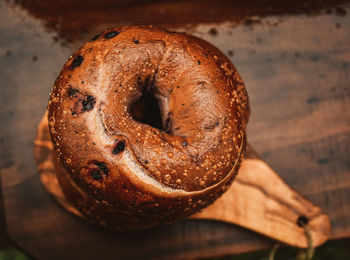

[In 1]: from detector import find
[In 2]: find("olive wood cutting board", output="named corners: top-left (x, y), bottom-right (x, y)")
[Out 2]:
top-left (35, 113), bottom-right (331, 249)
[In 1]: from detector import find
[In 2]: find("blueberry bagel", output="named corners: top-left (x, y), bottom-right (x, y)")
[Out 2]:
top-left (48, 25), bottom-right (250, 229)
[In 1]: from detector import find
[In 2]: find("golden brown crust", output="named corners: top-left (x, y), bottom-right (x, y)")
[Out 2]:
top-left (48, 25), bottom-right (249, 229)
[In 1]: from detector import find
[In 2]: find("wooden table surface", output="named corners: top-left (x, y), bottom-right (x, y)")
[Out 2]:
top-left (1, 0), bottom-right (349, 259)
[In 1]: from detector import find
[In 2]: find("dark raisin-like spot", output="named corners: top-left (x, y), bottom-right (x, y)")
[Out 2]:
top-left (68, 87), bottom-right (80, 97)
top-left (112, 140), bottom-right (126, 154)
top-left (197, 60), bottom-right (201, 65)
top-left (182, 141), bottom-right (188, 147)
top-left (122, 184), bottom-right (127, 189)
top-left (90, 170), bottom-right (102, 181)
top-left (104, 31), bottom-right (119, 39)
top-left (144, 160), bottom-right (148, 164)
top-left (93, 161), bottom-right (109, 175)
top-left (133, 38), bottom-right (139, 44)
top-left (90, 33), bottom-right (101, 42)
top-left (70, 55), bottom-right (83, 69)
top-left (82, 95), bottom-right (95, 111)
top-left (297, 216), bottom-right (309, 227)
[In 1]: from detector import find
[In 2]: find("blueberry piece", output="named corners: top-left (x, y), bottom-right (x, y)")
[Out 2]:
top-left (82, 95), bottom-right (95, 111)
top-left (104, 31), bottom-right (119, 39)
top-left (68, 87), bottom-right (80, 97)
top-left (112, 140), bottom-right (126, 154)
top-left (93, 161), bottom-right (109, 175)
top-left (90, 33), bottom-right (101, 42)
top-left (70, 55), bottom-right (84, 69)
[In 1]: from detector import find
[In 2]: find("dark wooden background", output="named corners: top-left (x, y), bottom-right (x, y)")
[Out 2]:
top-left (0, 0), bottom-right (349, 259)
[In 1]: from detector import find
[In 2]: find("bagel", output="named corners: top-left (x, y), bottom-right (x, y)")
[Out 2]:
top-left (48, 25), bottom-right (250, 229)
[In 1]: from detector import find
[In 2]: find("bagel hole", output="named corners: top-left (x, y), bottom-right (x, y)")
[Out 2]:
top-left (130, 87), bottom-right (164, 131)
